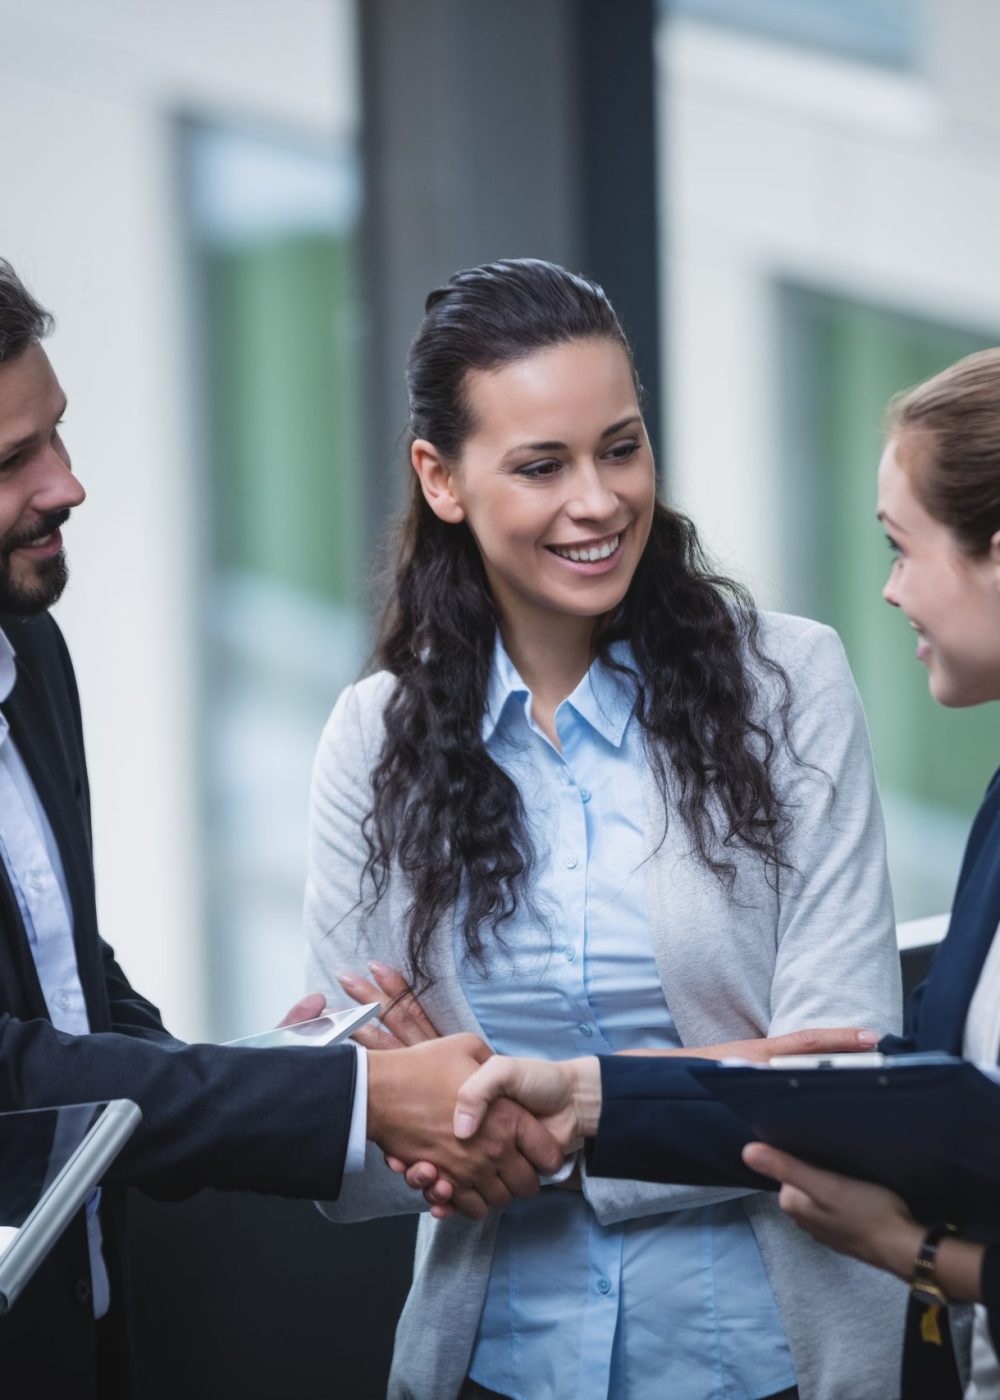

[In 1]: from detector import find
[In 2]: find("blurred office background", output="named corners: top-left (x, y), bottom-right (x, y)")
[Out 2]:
top-left (4, 0), bottom-right (998, 1048)
top-left (1, 0), bottom-right (999, 1391)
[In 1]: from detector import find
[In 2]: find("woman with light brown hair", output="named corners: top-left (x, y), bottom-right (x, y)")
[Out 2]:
top-left (742, 348), bottom-right (1000, 1400)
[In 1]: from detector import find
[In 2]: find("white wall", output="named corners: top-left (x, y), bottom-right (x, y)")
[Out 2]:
top-left (658, 4), bottom-right (1000, 604)
top-left (0, 0), bottom-right (357, 1039)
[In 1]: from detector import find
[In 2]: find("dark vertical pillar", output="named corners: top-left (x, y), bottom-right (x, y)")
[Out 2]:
top-left (574, 0), bottom-right (662, 464)
top-left (359, 0), bottom-right (662, 543)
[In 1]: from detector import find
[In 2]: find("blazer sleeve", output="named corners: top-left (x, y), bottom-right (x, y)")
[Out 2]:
top-left (304, 680), bottom-right (429, 1222)
top-left (584, 622), bottom-right (900, 1209)
top-left (585, 1055), bottom-right (772, 1189)
top-left (0, 1011), bottom-right (358, 1199)
top-left (99, 935), bottom-right (179, 1043)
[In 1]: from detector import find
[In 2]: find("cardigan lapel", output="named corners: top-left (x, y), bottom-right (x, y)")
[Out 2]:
top-left (2, 651), bottom-right (106, 1029)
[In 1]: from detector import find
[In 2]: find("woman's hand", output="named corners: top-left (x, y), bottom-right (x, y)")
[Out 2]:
top-left (744, 1143), bottom-right (988, 1301)
top-left (620, 1026), bottom-right (881, 1063)
top-left (336, 961), bottom-right (441, 1050)
top-left (742, 1142), bottom-right (923, 1277)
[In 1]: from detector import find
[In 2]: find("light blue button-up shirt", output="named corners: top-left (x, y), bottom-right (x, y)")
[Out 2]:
top-left (0, 628), bottom-right (109, 1316)
top-left (461, 640), bottom-right (795, 1400)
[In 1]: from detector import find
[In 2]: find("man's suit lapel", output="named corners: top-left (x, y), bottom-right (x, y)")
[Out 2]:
top-left (3, 652), bottom-right (106, 1029)
top-left (915, 774), bottom-right (1000, 1053)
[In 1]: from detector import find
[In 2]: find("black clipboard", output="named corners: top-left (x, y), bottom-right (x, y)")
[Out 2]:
top-left (692, 1058), bottom-right (1000, 1231)
top-left (0, 1099), bottom-right (141, 1312)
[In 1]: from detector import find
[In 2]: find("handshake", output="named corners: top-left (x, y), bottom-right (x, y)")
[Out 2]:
top-left (365, 1033), bottom-right (601, 1219)
top-left (342, 963), bottom-right (881, 1221)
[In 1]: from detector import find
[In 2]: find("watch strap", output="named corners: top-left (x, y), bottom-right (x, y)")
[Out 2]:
top-left (911, 1222), bottom-right (958, 1312)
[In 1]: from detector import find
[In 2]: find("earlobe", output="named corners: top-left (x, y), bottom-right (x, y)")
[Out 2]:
top-left (411, 439), bottom-right (465, 524)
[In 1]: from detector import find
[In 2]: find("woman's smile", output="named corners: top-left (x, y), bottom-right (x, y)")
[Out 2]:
top-left (546, 527), bottom-right (626, 573)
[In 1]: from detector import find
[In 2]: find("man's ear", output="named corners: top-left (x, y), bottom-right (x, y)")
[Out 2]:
top-left (411, 440), bottom-right (465, 524)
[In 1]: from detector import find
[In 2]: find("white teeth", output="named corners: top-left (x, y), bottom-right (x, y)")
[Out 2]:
top-left (552, 534), bottom-right (619, 562)
top-left (28, 534), bottom-right (52, 546)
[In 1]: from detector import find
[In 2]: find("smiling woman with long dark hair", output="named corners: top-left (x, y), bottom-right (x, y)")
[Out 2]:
top-left (305, 259), bottom-right (905, 1400)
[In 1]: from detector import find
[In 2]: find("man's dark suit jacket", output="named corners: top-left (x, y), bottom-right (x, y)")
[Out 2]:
top-left (0, 613), bottom-right (358, 1397)
top-left (588, 768), bottom-right (1000, 1400)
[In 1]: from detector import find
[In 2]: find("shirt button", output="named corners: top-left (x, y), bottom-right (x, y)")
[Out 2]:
top-left (580, 789), bottom-right (591, 803)
top-left (563, 945), bottom-right (576, 962)
top-left (28, 870), bottom-right (44, 892)
top-left (597, 1277), bottom-right (611, 1295)
top-left (578, 1023), bottom-right (593, 1038)
top-left (54, 990), bottom-right (71, 1012)
top-left (74, 1275), bottom-right (92, 1305)
top-left (564, 855), bottom-right (579, 870)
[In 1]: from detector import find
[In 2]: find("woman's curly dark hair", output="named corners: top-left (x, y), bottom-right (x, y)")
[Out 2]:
top-left (362, 259), bottom-right (796, 989)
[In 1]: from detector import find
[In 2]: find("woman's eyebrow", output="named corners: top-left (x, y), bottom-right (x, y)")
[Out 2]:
top-left (876, 509), bottom-right (909, 533)
top-left (503, 415), bottom-right (642, 460)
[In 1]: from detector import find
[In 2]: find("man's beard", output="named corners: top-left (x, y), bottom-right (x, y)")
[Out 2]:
top-left (0, 509), bottom-right (71, 616)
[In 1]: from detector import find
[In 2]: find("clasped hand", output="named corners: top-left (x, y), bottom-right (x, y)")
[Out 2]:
top-left (340, 962), bottom-right (881, 1220)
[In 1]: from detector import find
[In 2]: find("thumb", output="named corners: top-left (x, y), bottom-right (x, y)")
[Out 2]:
top-left (453, 1057), bottom-right (514, 1139)
top-left (276, 991), bottom-right (326, 1028)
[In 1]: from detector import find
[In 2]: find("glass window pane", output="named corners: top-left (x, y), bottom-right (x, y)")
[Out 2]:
top-left (780, 285), bottom-right (998, 921)
top-left (665, 0), bottom-right (922, 70)
top-left (185, 120), bottom-right (365, 1038)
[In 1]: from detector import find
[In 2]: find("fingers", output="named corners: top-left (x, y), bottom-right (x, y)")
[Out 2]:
top-left (403, 1161), bottom-right (442, 1190)
top-left (337, 964), bottom-right (441, 1046)
top-left (352, 1023), bottom-right (402, 1051)
top-left (742, 1142), bottom-right (842, 1200)
top-left (367, 962), bottom-right (440, 1039)
top-left (336, 971), bottom-right (404, 1047)
top-left (778, 1183), bottom-right (817, 1219)
top-left (765, 1026), bottom-right (880, 1056)
top-left (445, 1186), bottom-right (490, 1221)
top-left (742, 1141), bottom-right (789, 1180)
top-left (453, 1057), bottom-right (521, 1138)
top-left (512, 1105), bottom-right (564, 1177)
top-left (275, 991), bottom-right (326, 1028)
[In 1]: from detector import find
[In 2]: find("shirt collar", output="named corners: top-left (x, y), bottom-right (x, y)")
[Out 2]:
top-left (569, 641), bottom-right (639, 747)
top-left (0, 627), bottom-right (17, 706)
top-left (481, 635), bottom-right (639, 748)
top-left (482, 637), bottom-right (529, 744)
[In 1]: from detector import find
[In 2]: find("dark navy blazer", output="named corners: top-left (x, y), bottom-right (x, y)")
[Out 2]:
top-left (0, 614), bottom-right (358, 1398)
top-left (884, 769), bottom-right (1000, 1380)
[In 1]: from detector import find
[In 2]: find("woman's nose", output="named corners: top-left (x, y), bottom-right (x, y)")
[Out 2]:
top-left (567, 463), bottom-right (617, 519)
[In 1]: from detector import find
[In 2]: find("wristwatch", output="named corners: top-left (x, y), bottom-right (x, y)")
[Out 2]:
top-left (910, 1223), bottom-right (958, 1307)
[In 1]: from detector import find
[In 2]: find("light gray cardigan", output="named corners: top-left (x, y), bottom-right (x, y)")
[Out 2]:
top-left (305, 613), bottom-right (909, 1400)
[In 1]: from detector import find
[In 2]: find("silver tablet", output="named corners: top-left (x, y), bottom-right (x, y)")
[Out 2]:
top-left (224, 1002), bottom-right (381, 1050)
